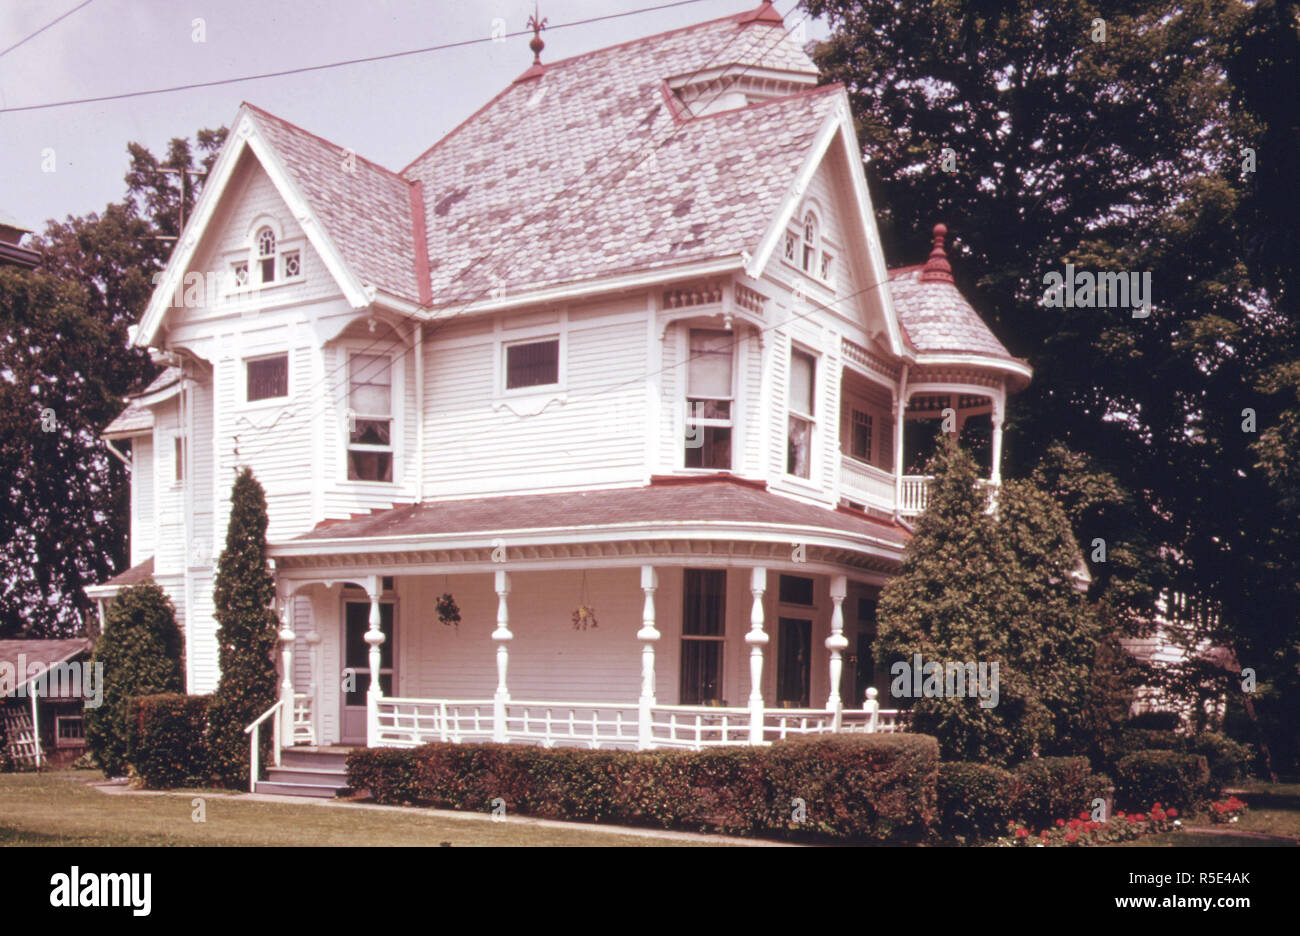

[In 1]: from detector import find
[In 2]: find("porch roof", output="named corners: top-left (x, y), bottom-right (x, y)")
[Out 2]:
top-left (287, 476), bottom-right (909, 550)
top-left (0, 639), bottom-right (93, 695)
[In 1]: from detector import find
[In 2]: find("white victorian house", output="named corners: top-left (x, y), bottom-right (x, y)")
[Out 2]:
top-left (90, 2), bottom-right (1031, 792)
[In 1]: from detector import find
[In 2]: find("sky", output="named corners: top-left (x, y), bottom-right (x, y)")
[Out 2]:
top-left (0, 0), bottom-right (829, 236)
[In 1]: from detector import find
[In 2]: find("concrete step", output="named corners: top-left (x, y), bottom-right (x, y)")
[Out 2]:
top-left (280, 748), bottom-right (351, 770)
top-left (267, 765), bottom-right (348, 787)
top-left (255, 780), bottom-right (342, 799)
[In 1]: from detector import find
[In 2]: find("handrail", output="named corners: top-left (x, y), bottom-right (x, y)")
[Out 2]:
top-left (243, 699), bottom-right (285, 793)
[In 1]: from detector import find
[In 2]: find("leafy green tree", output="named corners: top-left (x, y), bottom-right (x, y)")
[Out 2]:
top-left (205, 468), bottom-right (280, 788)
top-left (0, 129), bottom-right (225, 638)
top-left (83, 582), bottom-right (184, 777)
top-left (877, 437), bottom-right (1105, 764)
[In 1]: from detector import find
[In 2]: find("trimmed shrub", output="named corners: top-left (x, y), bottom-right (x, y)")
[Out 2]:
top-left (1114, 750), bottom-right (1211, 812)
top-left (206, 469), bottom-right (280, 788)
top-left (1184, 731), bottom-right (1252, 791)
top-left (84, 582), bottom-right (184, 777)
top-left (126, 694), bottom-right (209, 789)
top-left (1117, 727), bottom-right (1180, 754)
top-left (348, 734), bottom-right (939, 842)
top-left (1010, 756), bottom-right (1111, 829)
top-left (937, 761), bottom-right (1014, 842)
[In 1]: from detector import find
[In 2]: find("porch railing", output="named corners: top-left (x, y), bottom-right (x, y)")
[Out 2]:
top-left (373, 697), bottom-right (904, 751)
top-left (292, 692), bottom-right (315, 746)
top-left (839, 457), bottom-right (896, 512)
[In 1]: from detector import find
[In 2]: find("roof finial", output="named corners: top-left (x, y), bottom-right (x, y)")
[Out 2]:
top-left (527, 3), bottom-right (548, 66)
top-left (919, 223), bottom-right (954, 283)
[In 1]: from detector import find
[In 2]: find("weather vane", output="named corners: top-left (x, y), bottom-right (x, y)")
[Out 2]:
top-left (527, 3), bottom-right (548, 66)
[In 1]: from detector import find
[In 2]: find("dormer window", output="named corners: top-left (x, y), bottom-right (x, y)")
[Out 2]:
top-left (257, 227), bottom-right (277, 283)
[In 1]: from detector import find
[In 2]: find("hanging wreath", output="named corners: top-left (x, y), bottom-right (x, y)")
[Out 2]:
top-left (436, 593), bottom-right (461, 628)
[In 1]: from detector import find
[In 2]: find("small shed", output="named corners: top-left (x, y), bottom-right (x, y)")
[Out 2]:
top-left (0, 639), bottom-right (95, 767)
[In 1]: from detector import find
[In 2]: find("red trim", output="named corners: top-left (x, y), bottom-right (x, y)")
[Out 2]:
top-left (513, 63), bottom-right (548, 83)
top-left (649, 472), bottom-right (769, 492)
top-left (835, 501), bottom-right (908, 534)
top-left (408, 179), bottom-right (433, 306)
top-left (736, 1), bottom-right (784, 25)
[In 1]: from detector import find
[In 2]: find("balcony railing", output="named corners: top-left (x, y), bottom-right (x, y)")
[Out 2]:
top-left (840, 459), bottom-right (995, 517)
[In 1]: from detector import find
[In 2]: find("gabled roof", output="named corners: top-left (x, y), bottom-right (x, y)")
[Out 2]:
top-left (102, 367), bottom-right (179, 438)
top-left (0, 639), bottom-right (93, 694)
top-left (243, 104), bottom-right (424, 303)
top-left (402, 10), bottom-right (831, 307)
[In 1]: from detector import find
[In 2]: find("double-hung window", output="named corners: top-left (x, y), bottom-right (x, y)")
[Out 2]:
top-left (685, 329), bottom-right (733, 469)
top-left (786, 347), bottom-right (816, 478)
top-left (850, 408), bottom-right (872, 462)
top-left (347, 353), bottom-right (393, 482)
top-left (680, 569), bottom-right (726, 705)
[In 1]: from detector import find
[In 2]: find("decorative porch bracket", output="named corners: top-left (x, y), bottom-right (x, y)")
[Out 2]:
top-left (492, 569), bottom-right (512, 742)
top-left (745, 567), bottom-right (769, 745)
top-left (825, 574), bottom-right (848, 730)
top-left (637, 565), bottom-right (660, 749)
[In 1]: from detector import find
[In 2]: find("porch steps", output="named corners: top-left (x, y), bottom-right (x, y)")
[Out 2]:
top-left (254, 748), bottom-right (352, 799)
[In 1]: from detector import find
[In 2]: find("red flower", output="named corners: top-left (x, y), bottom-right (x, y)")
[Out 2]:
top-left (1116, 811), bottom-right (1126, 818)
top-left (1126, 814), bottom-right (1137, 823)
top-left (1167, 808), bottom-right (1178, 818)
top-left (1152, 802), bottom-right (1162, 810)
top-left (1056, 818), bottom-right (1066, 827)
top-left (1015, 828), bottom-right (1028, 838)
top-left (1079, 811), bottom-right (1091, 821)
top-left (1065, 831), bottom-right (1078, 843)
top-left (1134, 813), bottom-right (1146, 822)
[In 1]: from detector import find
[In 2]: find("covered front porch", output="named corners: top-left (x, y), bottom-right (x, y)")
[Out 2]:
top-left (257, 484), bottom-right (910, 768)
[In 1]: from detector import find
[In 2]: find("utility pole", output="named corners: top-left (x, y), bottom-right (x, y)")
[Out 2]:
top-left (152, 166), bottom-right (208, 242)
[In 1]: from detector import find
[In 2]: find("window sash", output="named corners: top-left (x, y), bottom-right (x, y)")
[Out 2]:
top-left (505, 338), bottom-right (559, 389)
top-left (246, 355), bottom-right (288, 401)
top-left (789, 349), bottom-right (815, 417)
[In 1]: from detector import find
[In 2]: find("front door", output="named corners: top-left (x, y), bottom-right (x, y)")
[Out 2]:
top-left (340, 599), bottom-right (394, 744)
top-left (776, 617), bottom-right (812, 707)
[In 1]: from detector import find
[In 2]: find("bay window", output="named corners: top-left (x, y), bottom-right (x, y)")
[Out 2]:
top-left (347, 353), bottom-right (393, 482)
top-left (684, 329), bottom-right (733, 469)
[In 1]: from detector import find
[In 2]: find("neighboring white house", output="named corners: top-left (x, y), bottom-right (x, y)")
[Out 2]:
top-left (90, 2), bottom-right (1032, 758)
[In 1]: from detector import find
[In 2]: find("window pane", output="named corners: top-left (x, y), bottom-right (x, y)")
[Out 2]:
top-left (247, 355), bottom-right (288, 401)
top-left (852, 409), bottom-right (871, 460)
top-left (348, 450), bottom-right (392, 482)
top-left (684, 425), bottom-right (730, 469)
top-left (350, 418), bottom-right (391, 447)
top-left (683, 569), bottom-right (725, 636)
top-left (351, 354), bottom-right (392, 387)
top-left (778, 575), bottom-right (813, 606)
top-left (680, 641), bottom-right (723, 705)
top-left (688, 330), bottom-right (732, 398)
top-left (350, 383), bottom-right (391, 416)
top-left (506, 339), bottom-right (559, 389)
top-left (789, 349), bottom-right (814, 415)
top-left (787, 415), bottom-right (811, 478)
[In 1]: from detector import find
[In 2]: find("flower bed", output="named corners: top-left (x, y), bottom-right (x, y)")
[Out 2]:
top-left (997, 802), bottom-right (1181, 846)
top-left (1208, 795), bottom-right (1247, 824)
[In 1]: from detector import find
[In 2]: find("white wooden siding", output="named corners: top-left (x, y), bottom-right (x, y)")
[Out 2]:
top-left (130, 436), bottom-right (155, 567)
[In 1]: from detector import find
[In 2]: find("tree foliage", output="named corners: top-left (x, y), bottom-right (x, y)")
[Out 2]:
top-left (83, 582), bottom-right (184, 777)
top-left (205, 468), bottom-right (280, 788)
top-left (0, 129), bottom-right (225, 637)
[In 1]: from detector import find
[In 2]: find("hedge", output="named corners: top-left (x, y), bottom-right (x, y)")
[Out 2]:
top-left (127, 694), bottom-right (209, 789)
top-left (937, 761), bottom-right (1014, 842)
top-left (1010, 756), bottom-right (1112, 829)
top-left (1114, 750), bottom-right (1211, 812)
top-left (348, 734), bottom-right (940, 842)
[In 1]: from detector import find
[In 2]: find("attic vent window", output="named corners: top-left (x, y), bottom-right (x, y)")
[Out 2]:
top-left (284, 250), bottom-right (301, 278)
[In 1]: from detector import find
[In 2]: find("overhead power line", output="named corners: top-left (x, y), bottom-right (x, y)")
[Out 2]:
top-left (0, 0), bottom-right (97, 59)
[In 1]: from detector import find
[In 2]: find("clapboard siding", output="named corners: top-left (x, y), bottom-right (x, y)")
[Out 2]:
top-left (421, 301), bottom-right (648, 497)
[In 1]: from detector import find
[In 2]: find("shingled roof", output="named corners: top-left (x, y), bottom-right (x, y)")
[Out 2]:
top-left (401, 10), bottom-right (829, 307)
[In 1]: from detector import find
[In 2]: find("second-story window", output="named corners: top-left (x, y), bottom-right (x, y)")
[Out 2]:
top-left (685, 329), bottom-right (732, 470)
top-left (850, 408), bottom-right (872, 462)
top-left (787, 346), bottom-right (816, 478)
top-left (505, 338), bottom-right (559, 390)
top-left (257, 227), bottom-right (277, 284)
top-left (347, 353), bottom-right (393, 482)
top-left (173, 436), bottom-right (185, 484)
top-left (246, 354), bottom-right (288, 402)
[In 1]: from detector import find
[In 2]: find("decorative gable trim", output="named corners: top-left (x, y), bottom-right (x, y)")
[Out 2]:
top-left (134, 106), bottom-right (371, 348)
top-left (745, 91), bottom-right (905, 357)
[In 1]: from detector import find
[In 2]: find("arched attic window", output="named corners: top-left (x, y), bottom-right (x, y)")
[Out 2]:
top-left (801, 211), bottom-right (818, 274)
top-left (256, 226), bottom-right (277, 283)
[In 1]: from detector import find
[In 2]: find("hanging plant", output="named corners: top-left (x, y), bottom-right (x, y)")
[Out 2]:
top-left (571, 570), bottom-right (598, 630)
top-left (571, 604), bottom-right (598, 630)
top-left (436, 593), bottom-right (461, 628)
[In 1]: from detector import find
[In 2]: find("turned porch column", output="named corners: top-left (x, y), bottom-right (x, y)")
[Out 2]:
top-left (825, 575), bottom-right (848, 730)
top-left (990, 385), bottom-right (1006, 484)
top-left (364, 576), bottom-right (385, 748)
top-left (746, 568), bottom-right (769, 745)
top-left (492, 569), bottom-right (512, 742)
top-left (637, 565), bottom-right (660, 750)
top-left (893, 365), bottom-right (909, 515)
top-left (305, 627), bottom-right (322, 747)
top-left (278, 596), bottom-right (296, 745)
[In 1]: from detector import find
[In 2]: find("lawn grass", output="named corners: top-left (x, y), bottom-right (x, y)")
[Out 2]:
top-left (0, 770), bottom-right (718, 847)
